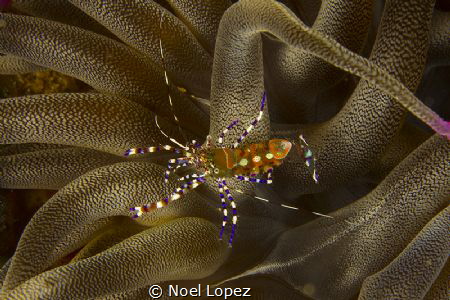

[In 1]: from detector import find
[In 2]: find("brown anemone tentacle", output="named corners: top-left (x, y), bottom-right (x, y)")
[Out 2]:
top-left (0, 93), bottom-right (188, 155)
top-left (3, 218), bottom-right (227, 299)
top-left (0, 55), bottom-right (44, 75)
top-left (0, 12), bottom-right (201, 124)
top-left (0, 147), bottom-right (125, 189)
top-left (166, 0), bottom-right (232, 54)
top-left (0, 144), bottom-right (71, 156)
top-left (216, 0), bottom-right (448, 138)
top-left (359, 206), bottom-right (450, 299)
top-left (229, 134), bottom-right (450, 299)
top-left (265, 0), bottom-right (374, 123)
top-left (215, 0), bottom-right (444, 196)
top-left (69, 0), bottom-right (212, 97)
top-left (428, 10), bottom-right (450, 67)
top-left (276, 0), bottom-right (437, 194)
top-left (1, 162), bottom-right (220, 292)
top-left (11, 0), bottom-right (114, 38)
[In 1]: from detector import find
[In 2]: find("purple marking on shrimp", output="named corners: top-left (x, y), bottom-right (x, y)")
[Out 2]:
top-left (229, 224), bottom-right (237, 245)
top-left (260, 92), bottom-right (266, 110)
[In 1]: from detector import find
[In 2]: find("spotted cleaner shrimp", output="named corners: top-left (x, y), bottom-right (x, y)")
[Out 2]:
top-left (123, 11), bottom-right (321, 247)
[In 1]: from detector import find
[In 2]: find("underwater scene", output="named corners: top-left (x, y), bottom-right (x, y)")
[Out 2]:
top-left (0, 0), bottom-right (449, 299)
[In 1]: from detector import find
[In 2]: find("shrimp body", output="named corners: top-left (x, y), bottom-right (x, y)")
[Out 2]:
top-left (208, 139), bottom-right (292, 177)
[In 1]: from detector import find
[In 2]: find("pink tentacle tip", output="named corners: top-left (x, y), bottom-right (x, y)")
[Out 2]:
top-left (440, 121), bottom-right (450, 140)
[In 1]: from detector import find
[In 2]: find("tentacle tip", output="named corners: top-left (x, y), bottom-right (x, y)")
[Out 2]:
top-left (443, 121), bottom-right (450, 140)
top-left (435, 120), bottom-right (450, 140)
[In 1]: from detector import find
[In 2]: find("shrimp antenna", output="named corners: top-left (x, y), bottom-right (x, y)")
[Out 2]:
top-left (158, 11), bottom-right (188, 146)
top-left (234, 189), bottom-right (353, 225)
top-left (155, 115), bottom-right (189, 150)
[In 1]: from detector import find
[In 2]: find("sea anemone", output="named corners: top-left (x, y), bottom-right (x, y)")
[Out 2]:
top-left (0, 0), bottom-right (449, 299)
